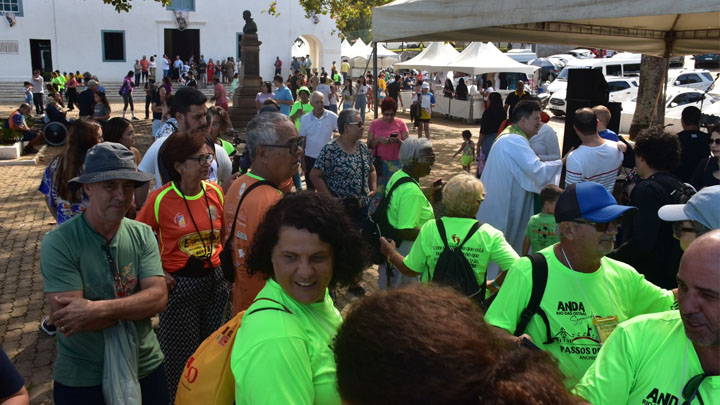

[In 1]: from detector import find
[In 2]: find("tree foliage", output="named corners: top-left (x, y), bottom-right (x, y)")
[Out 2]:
top-left (100, 0), bottom-right (170, 13)
top-left (294, 0), bottom-right (393, 39)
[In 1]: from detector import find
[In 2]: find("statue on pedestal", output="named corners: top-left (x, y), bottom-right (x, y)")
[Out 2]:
top-left (242, 10), bottom-right (257, 35)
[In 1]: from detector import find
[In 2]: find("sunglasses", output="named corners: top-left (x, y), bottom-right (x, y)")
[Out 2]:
top-left (681, 373), bottom-right (707, 405)
top-left (187, 153), bottom-right (215, 165)
top-left (347, 122), bottom-right (363, 128)
top-left (709, 138), bottom-right (720, 146)
top-left (570, 218), bottom-right (622, 232)
top-left (260, 139), bottom-right (300, 155)
top-left (673, 222), bottom-right (697, 239)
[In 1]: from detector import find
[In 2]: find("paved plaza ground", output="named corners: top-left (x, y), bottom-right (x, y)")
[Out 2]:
top-left (0, 100), bottom-right (566, 403)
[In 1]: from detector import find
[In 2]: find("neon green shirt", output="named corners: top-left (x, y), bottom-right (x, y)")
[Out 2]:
top-left (231, 279), bottom-right (342, 404)
top-left (404, 217), bottom-right (519, 286)
top-left (290, 100), bottom-right (313, 130)
top-left (51, 76), bottom-right (65, 91)
top-left (574, 310), bottom-right (720, 405)
top-left (386, 170), bottom-right (434, 234)
top-left (220, 139), bottom-right (235, 157)
top-left (485, 246), bottom-right (676, 387)
top-left (525, 213), bottom-right (559, 253)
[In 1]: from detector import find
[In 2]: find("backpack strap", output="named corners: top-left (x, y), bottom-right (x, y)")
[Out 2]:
top-left (436, 219), bottom-right (485, 300)
top-left (247, 297), bottom-right (293, 316)
top-left (226, 180), bottom-right (277, 250)
top-left (385, 175), bottom-right (415, 201)
top-left (513, 253), bottom-right (554, 344)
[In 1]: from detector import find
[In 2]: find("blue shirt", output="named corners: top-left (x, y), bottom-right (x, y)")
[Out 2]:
top-left (275, 85), bottom-right (293, 116)
top-left (599, 129), bottom-right (619, 142)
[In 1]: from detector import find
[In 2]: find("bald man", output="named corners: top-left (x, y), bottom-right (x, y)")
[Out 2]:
top-left (299, 91), bottom-right (338, 190)
top-left (575, 230), bottom-right (720, 404)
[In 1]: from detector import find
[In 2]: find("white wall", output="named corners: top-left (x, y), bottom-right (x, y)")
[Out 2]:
top-left (0, 0), bottom-right (341, 82)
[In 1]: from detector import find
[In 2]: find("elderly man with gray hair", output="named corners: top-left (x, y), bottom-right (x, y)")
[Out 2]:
top-left (222, 112), bottom-right (302, 313)
top-left (377, 137), bottom-right (436, 289)
top-left (299, 90), bottom-right (338, 190)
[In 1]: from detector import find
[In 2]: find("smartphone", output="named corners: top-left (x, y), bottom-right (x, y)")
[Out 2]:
top-left (390, 133), bottom-right (399, 138)
top-left (432, 178), bottom-right (443, 187)
top-left (521, 336), bottom-right (541, 351)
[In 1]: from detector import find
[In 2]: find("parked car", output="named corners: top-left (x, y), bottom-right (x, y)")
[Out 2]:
top-left (669, 55), bottom-right (685, 67)
top-left (619, 88), bottom-right (716, 134)
top-left (566, 49), bottom-right (595, 59)
top-left (547, 54), bottom-right (577, 68)
top-left (506, 49), bottom-right (537, 64)
top-left (667, 69), bottom-right (716, 92)
top-left (547, 53), bottom-right (642, 95)
top-left (694, 53), bottom-right (720, 68)
top-left (528, 58), bottom-right (562, 81)
top-left (548, 77), bottom-right (639, 116)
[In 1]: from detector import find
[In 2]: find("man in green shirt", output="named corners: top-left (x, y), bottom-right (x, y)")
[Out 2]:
top-left (40, 143), bottom-right (168, 404)
top-left (289, 86), bottom-right (312, 131)
top-left (485, 182), bottom-right (677, 387)
top-left (575, 230), bottom-right (720, 404)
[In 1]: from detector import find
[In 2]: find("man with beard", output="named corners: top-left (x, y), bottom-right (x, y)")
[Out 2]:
top-left (485, 182), bottom-right (678, 388)
top-left (575, 230), bottom-right (719, 404)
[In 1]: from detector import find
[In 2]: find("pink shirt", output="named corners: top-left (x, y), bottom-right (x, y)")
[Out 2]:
top-left (369, 118), bottom-right (408, 161)
top-left (214, 82), bottom-right (227, 105)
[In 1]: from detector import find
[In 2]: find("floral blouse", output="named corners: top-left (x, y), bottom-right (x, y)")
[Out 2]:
top-left (313, 140), bottom-right (373, 206)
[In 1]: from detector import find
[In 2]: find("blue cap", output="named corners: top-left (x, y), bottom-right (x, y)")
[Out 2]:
top-left (555, 182), bottom-right (637, 223)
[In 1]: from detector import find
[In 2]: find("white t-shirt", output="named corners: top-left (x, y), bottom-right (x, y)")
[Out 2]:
top-left (565, 140), bottom-right (623, 192)
top-left (316, 83), bottom-right (332, 106)
top-left (299, 109), bottom-right (338, 158)
top-left (162, 58), bottom-right (170, 70)
top-left (138, 133), bottom-right (232, 189)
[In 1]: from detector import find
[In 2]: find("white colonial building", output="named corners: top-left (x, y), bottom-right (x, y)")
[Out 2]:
top-left (0, 0), bottom-right (341, 82)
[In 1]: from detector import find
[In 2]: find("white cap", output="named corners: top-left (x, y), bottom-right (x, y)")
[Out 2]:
top-left (658, 185), bottom-right (720, 230)
top-left (422, 82), bottom-right (430, 89)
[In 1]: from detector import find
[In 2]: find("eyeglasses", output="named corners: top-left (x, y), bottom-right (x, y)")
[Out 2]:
top-left (681, 373), bottom-right (708, 405)
top-left (347, 122), bottom-right (363, 128)
top-left (709, 138), bottom-right (720, 146)
top-left (672, 222), bottom-right (697, 239)
top-left (570, 218), bottom-right (622, 232)
top-left (187, 153), bottom-right (215, 165)
top-left (260, 139), bottom-right (300, 155)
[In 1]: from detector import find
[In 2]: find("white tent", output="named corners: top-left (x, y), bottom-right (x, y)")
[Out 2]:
top-left (372, 0), bottom-right (720, 57)
top-left (446, 42), bottom-right (539, 76)
top-left (341, 39), bottom-right (352, 58)
top-left (349, 38), bottom-right (374, 68)
top-left (395, 42), bottom-right (461, 70)
top-left (367, 43), bottom-right (400, 68)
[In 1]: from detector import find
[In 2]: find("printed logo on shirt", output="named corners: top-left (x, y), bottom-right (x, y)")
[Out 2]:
top-left (179, 230), bottom-right (221, 257)
top-left (174, 213), bottom-right (187, 228)
top-left (208, 205), bottom-right (219, 221)
top-left (555, 325), bottom-right (601, 360)
top-left (556, 301), bottom-right (587, 316)
top-left (114, 262), bottom-right (138, 297)
top-left (452, 234), bottom-right (461, 244)
top-left (643, 388), bottom-right (679, 405)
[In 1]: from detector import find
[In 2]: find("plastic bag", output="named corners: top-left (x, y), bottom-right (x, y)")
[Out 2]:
top-left (102, 320), bottom-right (141, 405)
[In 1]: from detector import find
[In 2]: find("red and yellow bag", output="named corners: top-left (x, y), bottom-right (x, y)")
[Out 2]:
top-left (175, 298), bottom-right (291, 405)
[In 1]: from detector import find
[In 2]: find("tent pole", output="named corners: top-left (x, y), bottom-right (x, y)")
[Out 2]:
top-left (373, 42), bottom-right (379, 119)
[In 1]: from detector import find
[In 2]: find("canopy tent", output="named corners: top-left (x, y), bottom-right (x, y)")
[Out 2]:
top-left (341, 39), bottom-right (352, 58)
top-left (395, 42), bottom-right (461, 70)
top-left (372, 0), bottom-right (720, 57)
top-left (446, 42), bottom-right (539, 75)
top-left (349, 38), bottom-right (374, 68)
top-left (367, 43), bottom-right (400, 68)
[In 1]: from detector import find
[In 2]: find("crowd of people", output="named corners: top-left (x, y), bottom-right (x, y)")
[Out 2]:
top-left (1, 51), bottom-right (718, 405)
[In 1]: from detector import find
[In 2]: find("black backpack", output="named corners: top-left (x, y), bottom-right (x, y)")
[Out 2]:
top-left (432, 219), bottom-right (484, 302)
top-left (514, 253), bottom-right (554, 344)
top-left (363, 176), bottom-right (415, 264)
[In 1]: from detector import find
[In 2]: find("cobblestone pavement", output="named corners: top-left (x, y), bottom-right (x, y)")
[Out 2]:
top-left (0, 103), bottom-right (564, 404)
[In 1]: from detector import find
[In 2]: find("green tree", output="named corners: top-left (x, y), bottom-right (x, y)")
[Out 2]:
top-left (100, 0), bottom-right (170, 12)
top-left (295, 0), bottom-right (392, 39)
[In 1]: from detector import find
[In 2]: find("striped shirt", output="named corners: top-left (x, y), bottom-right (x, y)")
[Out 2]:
top-left (565, 141), bottom-right (623, 192)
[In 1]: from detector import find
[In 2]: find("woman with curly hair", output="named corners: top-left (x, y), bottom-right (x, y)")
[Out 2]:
top-left (610, 125), bottom-right (684, 289)
top-left (333, 284), bottom-right (581, 405)
top-left (231, 191), bottom-right (370, 404)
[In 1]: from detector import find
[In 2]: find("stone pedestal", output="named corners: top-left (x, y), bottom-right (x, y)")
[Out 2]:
top-left (230, 34), bottom-right (262, 132)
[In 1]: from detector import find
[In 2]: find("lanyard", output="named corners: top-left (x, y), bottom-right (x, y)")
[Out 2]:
top-left (561, 246), bottom-right (616, 317)
top-left (176, 181), bottom-right (214, 259)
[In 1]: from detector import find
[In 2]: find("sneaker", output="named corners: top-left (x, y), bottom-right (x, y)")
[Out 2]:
top-left (132, 117), bottom-right (139, 121)
top-left (40, 317), bottom-right (57, 336)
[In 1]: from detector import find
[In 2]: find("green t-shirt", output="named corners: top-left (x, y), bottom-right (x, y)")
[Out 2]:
top-left (51, 76), bottom-right (65, 91)
top-left (231, 279), bottom-right (342, 404)
top-left (574, 310), bottom-right (720, 405)
top-left (386, 170), bottom-right (435, 234)
top-left (220, 139), bottom-right (235, 157)
top-left (404, 217), bottom-right (519, 286)
top-left (525, 213), bottom-right (559, 253)
top-left (290, 101), bottom-right (313, 130)
top-left (40, 213), bottom-right (165, 386)
top-left (484, 246), bottom-right (676, 387)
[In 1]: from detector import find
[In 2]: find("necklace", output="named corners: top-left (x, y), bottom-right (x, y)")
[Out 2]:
top-left (560, 246), bottom-right (616, 317)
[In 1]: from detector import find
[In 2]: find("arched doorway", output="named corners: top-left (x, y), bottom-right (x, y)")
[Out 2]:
top-left (296, 34), bottom-right (323, 74)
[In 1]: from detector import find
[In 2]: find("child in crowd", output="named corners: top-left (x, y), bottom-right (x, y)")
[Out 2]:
top-left (453, 130), bottom-right (475, 173)
top-left (522, 184), bottom-right (563, 255)
top-left (23, 81), bottom-right (33, 106)
top-left (593, 105), bottom-right (620, 142)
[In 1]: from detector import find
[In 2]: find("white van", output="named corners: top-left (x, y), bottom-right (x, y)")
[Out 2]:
top-left (546, 54), bottom-right (642, 94)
